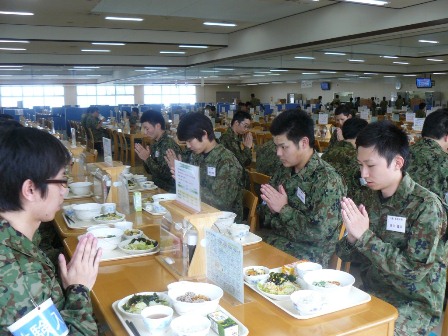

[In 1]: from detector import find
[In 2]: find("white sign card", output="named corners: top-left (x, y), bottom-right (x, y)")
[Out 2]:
top-left (260, 111), bottom-right (265, 117)
top-left (250, 107), bottom-right (254, 113)
top-left (282, 104), bottom-right (286, 111)
top-left (205, 228), bottom-right (244, 303)
top-left (221, 106), bottom-right (226, 113)
top-left (174, 114), bottom-right (180, 125)
top-left (405, 112), bottom-right (415, 123)
top-left (307, 106), bottom-right (312, 113)
top-left (402, 106), bottom-right (408, 112)
top-left (256, 106), bottom-right (261, 112)
top-left (253, 115), bottom-right (260, 122)
top-left (318, 113), bottom-right (329, 125)
top-left (15, 109), bottom-right (24, 116)
top-left (413, 118), bottom-right (425, 130)
top-left (228, 110), bottom-right (234, 119)
top-left (301, 80), bottom-right (313, 88)
top-left (175, 160), bottom-right (201, 212)
top-left (392, 113), bottom-right (400, 122)
top-left (387, 107), bottom-right (393, 113)
top-left (214, 131), bottom-right (222, 139)
top-left (360, 110), bottom-right (370, 120)
top-left (103, 137), bottom-right (113, 166)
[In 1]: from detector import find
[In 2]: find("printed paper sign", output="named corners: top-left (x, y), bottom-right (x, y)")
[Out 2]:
top-left (318, 113), bottom-right (329, 125)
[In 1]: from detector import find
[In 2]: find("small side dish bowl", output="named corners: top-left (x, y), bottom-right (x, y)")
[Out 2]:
top-left (170, 314), bottom-right (211, 336)
top-left (88, 227), bottom-right (123, 250)
top-left (295, 262), bottom-right (322, 279)
top-left (214, 212), bottom-right (236, 232)
top-left (123, 228), bottom-right (143, 240)
top-left (68, 181), bottom-right (92, 196)
top-left (290, 290), bottom-right (323, 315)
top-left (243, 266), bottom-right (270, 285)
top-left (228, 224), bottom-right (250, 240)
top-left (303, 269), bottom-right (355, 299)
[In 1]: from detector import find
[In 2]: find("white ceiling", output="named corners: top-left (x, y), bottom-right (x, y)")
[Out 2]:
top-left (0, 0), bottom-right (447, 85)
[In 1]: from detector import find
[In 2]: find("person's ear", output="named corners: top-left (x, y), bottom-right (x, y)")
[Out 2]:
top-left (301, 136), bottom-right (310, 149)
top-left (22, 179), bottom-right (37, 201)
top-left (393, 155), bottom-right (405, 170)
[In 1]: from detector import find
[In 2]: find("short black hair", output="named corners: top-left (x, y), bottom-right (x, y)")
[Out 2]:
top-left (0, 119), bottom-right (23, 130)
top-left (334, 104), bottom-right (351, 116)
top-left (0, 113), bottom-right (14, 120)
top-left (418, 102), bottom-right (426, 110)
top-left (87, 106), bottom-right (99, 113)
top-left (140, 110), bottom-right (166, 130)
top-left (177, 112), bottom-right (215, 142)
top-left (131, 107), bottom-right (139, 113)
top-left (270, 109), bottom-right (314, 148)
top-left (231, 111), bottom-right (252, 126)
top-left (422, 108), bottom-right (448, 139)
top-left (0, 128), bottom-right (71, 211)
top-left (356, 121), bottom-right (409, 171)
top-left (342, 118), bottom-right (368, 140)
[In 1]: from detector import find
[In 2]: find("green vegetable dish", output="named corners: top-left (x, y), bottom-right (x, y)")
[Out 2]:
top-left (123, 237), bottom-right (158, 251)
top-left (122, 293), bottom-right (169, 314)
top-left (257, 272), bottom-right (300, 295)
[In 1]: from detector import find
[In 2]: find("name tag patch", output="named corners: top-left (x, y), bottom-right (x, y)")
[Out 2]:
top-left (207, 166), bottom-right (216, 177)
top-left (386, 215), bottom-right (406, 233)
top-left (155, 150), bottom-right (160, 158)
top-left (296, 186), bottom-right (306, 204)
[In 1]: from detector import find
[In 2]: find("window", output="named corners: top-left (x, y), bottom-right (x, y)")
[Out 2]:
top-left (144, 85), bottom-right (196, 105)
top-left (0, 85), bottom-right (64, 108)
top-left (76, 85), bottom-right (134, 107)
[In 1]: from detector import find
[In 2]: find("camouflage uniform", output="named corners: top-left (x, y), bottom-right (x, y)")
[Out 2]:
top-left (220, 127), bottom-right (252, 168)
top-left (336, 174), bottom-right (448, 335)
top-left (325, 129), bottom-right (338, 153)
top-left (188, 144), bottom-right (243, 221)
top-left (395, 98), bottom-right (404, 110)
top-left (255, 139), bottom-right (283, 176)
top-left (144, 132), bottom-right (181, 193)
top-left (0, 221), bottom-right (98, 335)
top-left (415, 109), bottom-right (426, 118)
top-left (261, 152), bottom-right (346, 267)
top-left (379, 100), bottom-right (388, 115)
top-left (85, 114), bottom-right (104, 142)
top-left (408, 138), bottom-right (448, 203)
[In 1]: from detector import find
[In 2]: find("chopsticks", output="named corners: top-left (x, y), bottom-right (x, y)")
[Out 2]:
top-left (64, 214), bottom-right (75, 224)
top-left (125, 320), bottom-right (141, 336)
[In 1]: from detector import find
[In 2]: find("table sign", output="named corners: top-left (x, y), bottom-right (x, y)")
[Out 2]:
top-left (228, 110), bottom-right (234, 119)
top-left (103, 137), bottom-right (113, 166)
top-left (250, 108), bottom-right (254, 114)
top-left (174, 114), bottom-right (180, 125)
top-left (210, 118), bottom-right (216, 128)
top-left (307, 106), bottom-right (312, 113)
top-left (318, 113), bottom-right (329, 125)
top-left (413, 118), bottom-right (425, 131)
top-left (282, 104), bottom-right (286, 111)
top-left (70, 128), bottom-right (76, 147)
top-left (392, 113), bottom-right (400, 122)
top-left (312, 114), bottom-right (319, 123)
top-left (253, 115), bottom-right (260, 122)
top-left (206, 228), bottom-right (244, 303)
top-left (272, 106), bottom-right (279, 115)
top-left (360, 110), bottom-right (370, 120)
top-left (402, 106), bottom-right (408, 112)
top-left (260, 110), bottom-right (265, 117)
top-left (175, 160), bottom-right (201, 213)
top-left (387, 107), bottom-right (393, 113)
top-left (15, 109), bottom-right (24, 116)
top-left (256, 106), bottom-right (261, 112)
top-left (230, 105), bottom-right (236, 111)
top-left (405, 112), bottom-right (415, 123)
top-left (221, 106), bottom-right (226, 113)
top-left (311, 104), bottom-right (316, 109)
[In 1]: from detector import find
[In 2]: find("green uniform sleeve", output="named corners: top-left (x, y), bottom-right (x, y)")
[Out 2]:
top-left (220, 132), bottom-right (252, 167)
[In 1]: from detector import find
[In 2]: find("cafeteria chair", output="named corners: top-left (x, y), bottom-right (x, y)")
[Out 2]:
top-left (117, 131), bottom-right (129, 165)
top-left (242, 189), bottom-right (258, 232)
top-left (330, 224), bottom-right (351, 273)
top-left (247, 170), bottom-right (271, 230)
top-left (86, 128), bottom-right (95, 152)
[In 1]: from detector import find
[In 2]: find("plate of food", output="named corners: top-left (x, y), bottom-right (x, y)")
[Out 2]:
top-left (127, 179), bottom-right (137, 190)
top-left (117, 292), bottom-right (171, 318)
top-left (256, 272), bottom-right (301, 300)
top-left (93, 212), bottom-right (126, 224)
top-left (118, 237), bottom-right (159, 255)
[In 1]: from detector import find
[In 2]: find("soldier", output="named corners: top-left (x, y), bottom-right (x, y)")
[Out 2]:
top-left (135, 110), bottom-right (182, 193)
top-left (379, 97), bottom-right (388, 115)
top-left (321, 118), bottom-right (368, 202)
top-left (259, 109), bottom-right (346, 267)
top-left (255, 139), bottom-right (283, 176)
top-left (415, 102), bottom-right (427, 118)
top-left (0, 127), bottom-right (102, 334)
top-left (326, 105), bottom-right (352, 152)
top-left (85, 106), bottom-right (106, 150)
top-left (395, 94), bottom-right (404, 110)
top-left (407, 108), bottom-right (448, 202)
top-left (336, 121), bottom-right (447, 335)
top-left (167, 112), bottom-right (243, 220)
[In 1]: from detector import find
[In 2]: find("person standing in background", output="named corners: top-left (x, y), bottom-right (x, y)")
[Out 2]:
top-left (379, 97), bottom-right (388, 115)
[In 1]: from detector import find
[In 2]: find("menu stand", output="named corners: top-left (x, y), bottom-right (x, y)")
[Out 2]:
top-left (94, 161), bottom-right (124, 204)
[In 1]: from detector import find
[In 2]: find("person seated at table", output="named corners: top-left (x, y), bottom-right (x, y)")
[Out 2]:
top-left (336, 121), bottom-right (447, 336)
top-left (322, 118), bottom-right (368, 201)
top-left (166, 112), bottom-right (243, 221)
top-left (220, 111), bottom-right (253, 169)
top-left (256, 139), bottom-right (283, 176)
top-left (407, 108), bottom-right (448, 202)
top-left (85, 106), bottom-right (106, 151)
top-left (135, 110), bottom-right (182, 193)
top-left (415, 102), bottom-right (427, 118)
top-left (259, 109), bottom-right (345, 267)
top-left (326, 105), bottom-right (352, 152)
top-left (129, 107), bottom-right (139, 128)
top-left (0, 127), bottom-right (102, 334)
top-left (330, 94), bottom-right (340, 108)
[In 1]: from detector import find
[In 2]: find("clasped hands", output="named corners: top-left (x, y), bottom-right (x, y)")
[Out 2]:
top-left (341, 197), bottom-right (369, 244)
top-left (135, 143), bottom-right (151, 161)
top-left (260, 184), bottom-right (288, 213)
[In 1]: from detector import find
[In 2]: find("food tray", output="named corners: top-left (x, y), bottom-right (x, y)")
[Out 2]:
top-left (211, 227), bottom-right (262, 246)
top-left (129, 185), bottom-right (159, 192)
top-left (112, 299), bottom-right (249, 336)
top-left (245, 267), bottom-right (371, 319)
top-left (64, 192), bottom-right (93, 200)
top-left (63, 212), bottom-right (126, 229)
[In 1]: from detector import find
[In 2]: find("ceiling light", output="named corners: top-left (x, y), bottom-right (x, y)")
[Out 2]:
top-left (92, 42), bottom-right (125, 46)
top-left (0, 47), bottom-right (26, 51)
top-left (348, 59), bottom-right (365, 62)
top-left (418, 40), bottom-right (439, 44)
top-left (302, 72), bottom-right (317, 75)
top-left (272, 82), bottom-right (283, 84)
top-left (179, 45), bottom-right (208, 49)
top-left (68, 68), bottom-right (92, 71)
top-left (403, 74), bottom-right (416, 77)
top-left (203, 22), bottom-right (236, 27)
top-left (74, 66), bottom-right (100, 69)
top-left (427, 58), bottom-right (444, 62)
top-left (325, 52), bottom-right (346, 56)
top-left (345, 74), bottom-right (359, 76)
top-left (338, 78), bottom-right (351, 80)
top-left (253, 75), bottom-right (265, 77)
top-left (393, 61), bottom-right (409, 65)
top-left (295, 56), bottom-right (315, 60)
top-left (105, 16), bottom-right (143, 21)
top-left (247, 83), bottom-right (258, 86)
top-left (145, 67), bottom-right (168, 69)
top-left (0, 11), bottom-right (33, 15)
top-left (359, 77), bottom-right (372, 79)
top-left (384, 75), bottom-right (396, 77)
top-left (258, 83), bottom-right (269, 85)
top-left (270, 69), bottom-right (288, 72)
top-left (200, 70), bottom-right (219, 73)
top-left (81, 49), bottom-right (110, 52)
top-left (135, 69), bottom-right (157, 72)
top-left (254, 72), bottom-right (271, 74)
top-left (42, 75), bottom-right (59, 77)
top-left (0, 68), bottom-right (22, 71)
top-left (86, 75), bottom-right (102, 77)
top-left (159, 51), bottom-right (185, 54)
top-left (0, 65), bottom-right (23, 68)
top-left (320, 71), bottom-right (337, 73)
top-left (343, 0), bottom-right (388, 5)
top-left (268, 73), bottom-right (280, 75)
top-left (433, 72), bottom-right (447, 75)
top-left (215, 68), bottom-right (234, 71)
top-left (380, 55), bottom-right (398, 59)
top-left (0, 40), bottom-right (29, 43)
top-left (364, 72), bottom-right (378, 75)
top-left (0, 75), bottom-right (12, 76)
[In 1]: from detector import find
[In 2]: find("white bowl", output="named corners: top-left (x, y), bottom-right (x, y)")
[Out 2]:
top-left (118, 237), bottom-right (159, 255)
top-left (123, 165), bottom-right (131, 174)
top-left (243, 266), bottom-right (270, 285)
top-left (170, 314), bottom-right (211, 336)
top-left (141, 305), bottom-right (173, 334)
top-left (228, 224), bottom-right (250, 240)
top-left (88, 227), bottom-right (123, 250)
top-left (214, 211), bottom-right (237, 232)
top-left (167, 282), bottom-right (223, 316)
top-left (68, 181), bottom-right (92, 196)
top-left (303, 269), bottom-right (355, 299)
top-left (290, 290), bottom-right (323, 315)
top-left (295, 262), bottom-right (322, 279)
top-left (114, 221), bottom-right (133, 231)
top-left (117, 292), bottom-right (171, 319)
top-left (72, 203), bottom-right (102, 221)
top-left (133, 175), bottom-right (147, 183)
top-left (152, 193), bottom-right (177, 201)
top-left (141, 181), bottom-right (155, 189)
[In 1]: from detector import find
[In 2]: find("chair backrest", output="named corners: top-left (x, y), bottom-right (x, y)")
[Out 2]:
top-left (330, 223), bottom-right (351, 273)
top-left (248, 170), bottom-right (270, 195)
top-left (86, 128), bottom-right (95, 151)
top-left (243, 189), bottom-right (258, 232)
top-left (117, 131), bottom-right (128, 164)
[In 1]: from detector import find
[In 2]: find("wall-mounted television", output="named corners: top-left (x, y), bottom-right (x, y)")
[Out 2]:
top-left (416, 78), bottom-right (432, 88)
top-left (321, 82), bottom-right (330, 90)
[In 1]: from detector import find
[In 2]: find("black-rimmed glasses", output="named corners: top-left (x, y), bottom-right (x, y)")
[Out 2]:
top-left (45, 179), bottom-right (69, 188)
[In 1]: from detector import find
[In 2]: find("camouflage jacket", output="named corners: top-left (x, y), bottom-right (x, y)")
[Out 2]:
top-left (255, 139), bottom-right (284, 176)
top-left (144, 132), bottom-right (181, 193)
top-left (0, 221), bottom-right (97, 335)
top-left (85, 115), bottom-right (103, 142)
top-left (262, 152), bottom-right (346, 267)
top-left (325, 129), bottom-right (338, 153)
top-left (188, 144), bottom-right (243, 221)
top-left (220, 127), bottom-right (252, 168)
top-left (408, 138), bottom-right (448, 202)
top-left (336, 174), bottom-right (448, 331)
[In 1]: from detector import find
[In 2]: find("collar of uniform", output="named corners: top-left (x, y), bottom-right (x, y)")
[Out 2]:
top-left (0, 220), bottom-right (36, 258)
top-left (203, 143), bottom-right (224, 161)
top-left (293, 151), bottom-right (321, 176)
top-left (226, 126), bottom-right (240, 140)
top-left (155, 131), bottom-right (168, 144)
top-left (336, 140), bottom-right (356, 152)
top-left (379, 173), bottom-right (414, 205)
top-left (421, 137), bottom-right (446, 156)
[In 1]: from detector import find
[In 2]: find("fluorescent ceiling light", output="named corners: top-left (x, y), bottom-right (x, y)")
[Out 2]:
top-left (239, 75), bottom-right (250, 78)
top-left (254, 72), bottom-right (270, 74)
top-left (0, 11), bottom-right (33, 15)
top-left (179, 45), bottom-right (208, 49)
top-left (215, 68), bottom-right (234, 71)
top-left (270, 69), bottom-right (288, 72)
top-left (200, 70), bottom-right (219, 73)
top-left (338, 78), bottom-right (351, 80)
top-left (0, 47), bottom-right (26, 51)
top-left (105, 16), bottom-right (143, 21)
top-left (433, 72), bottom-right (447, 75)
top-left (203, 22), bottom-right (236, 27)
top-left (42, 75), bottom-right (59, 77)
top-left (320, 71), bottom-right (337, 73)
top-left (384, 75), bottom-right (396, 77)
top-left (0, 65), bottom-right (23, 68)
top-left (302, 72), bottom-right (317, 75)
top-left (159, 51), bottom-right (185, 54)
top-left (247, 83), bottom-right (258, 85)
top-left (325, 52), bottom-right (346, 56)
top-left (81, 49), bottom-right (110, 52)
top-left (145, 67), bottom-right (168, 69)
top-left (427, 58), bottom-right (444, 62)
top-left (295, 56), bottom-right (315, 60)
top-left (92, 42), bottom-right (125, 46)
top-left (345, 74), bottom-right (359, 76)
top-left (135, 69), bottom-right (157, 72)
top-left (86, 75), bottom-right (102, 77)
top-left (393, 61), bottom-right (409, 65)
top-left (272, 82), bottom-right (283, 84)
top-left (403, 74), bottom-right (416, 77)
top-left (343, 0), bottom-right (388, 5)
top-left (0, 75), bottom-right (12, 76)
top-left (0, 68), bottom-right (22, 71)
top-left (253, 75), bottom-right (265, 77)
top-left (418, 40), bottom-right (439, 44)
top-left (268, 73), bottom-right (280, 75)
top-left (0, 40), bottom-right (29, 43)
top-left (68, 68), bottom-right (92, 71)
top-left (359, 77), bottom-right (372, 79)
top-left (380, 55), bottom-right (398, 59)
top-left (74, 66), bottom-right (100, 69)
top-left (364, 72), bottom-right (378, 75)
top-left (258, 83), bottom-right (269, 85)
top-left (348, 59), bottom-right (365, 62)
